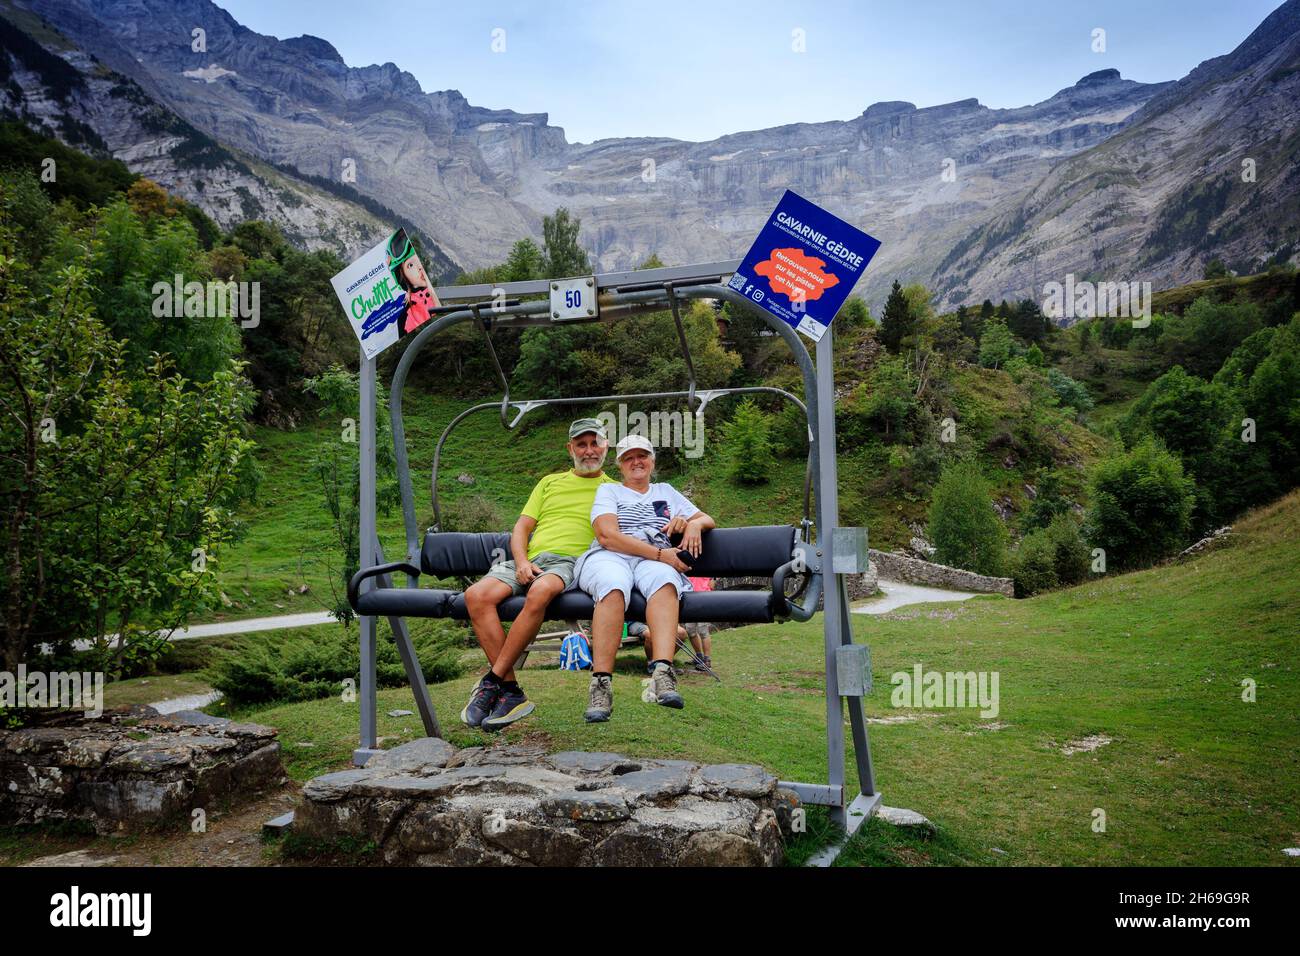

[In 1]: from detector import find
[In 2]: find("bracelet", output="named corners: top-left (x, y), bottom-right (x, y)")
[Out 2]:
top-left (656, 548), bottom-right (662, 562)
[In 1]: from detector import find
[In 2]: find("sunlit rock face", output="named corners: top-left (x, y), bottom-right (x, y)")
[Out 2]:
top-left (29, 0), bottom-right (1300, 309)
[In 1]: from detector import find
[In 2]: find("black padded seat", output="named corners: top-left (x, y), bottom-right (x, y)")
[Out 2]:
top-left (352, 525), bottom-right (798, 625)
top-left (356, 585), bottom-right (780, 625)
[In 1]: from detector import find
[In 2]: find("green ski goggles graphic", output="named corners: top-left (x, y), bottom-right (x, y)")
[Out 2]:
top-left (388, 230), bottom-right (417, 286)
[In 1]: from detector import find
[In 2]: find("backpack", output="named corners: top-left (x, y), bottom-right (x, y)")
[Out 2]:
top-left (558, 631), bottom-right (593, 670)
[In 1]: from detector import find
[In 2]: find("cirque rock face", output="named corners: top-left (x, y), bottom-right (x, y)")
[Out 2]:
top-left (939, 1), bottom-right (1300, 313)
top-left (15, 0), bottom-right (1300, 308)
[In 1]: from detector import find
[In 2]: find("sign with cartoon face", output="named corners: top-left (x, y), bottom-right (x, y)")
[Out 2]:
top-left (330, 228), bottom-right (440, 359)
top-left (730, 190), bottom-right (881, 342)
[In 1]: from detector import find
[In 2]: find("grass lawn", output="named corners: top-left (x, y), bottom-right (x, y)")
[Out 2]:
top-left (221, 490), bottom-right (1300, 866)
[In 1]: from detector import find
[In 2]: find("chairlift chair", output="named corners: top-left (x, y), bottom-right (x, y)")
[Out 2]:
top-left (347, 259), bottom-right (878, 832)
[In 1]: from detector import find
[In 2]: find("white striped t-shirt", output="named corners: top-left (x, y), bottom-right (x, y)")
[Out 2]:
top-left (590, 482), bottom-right (699, 547)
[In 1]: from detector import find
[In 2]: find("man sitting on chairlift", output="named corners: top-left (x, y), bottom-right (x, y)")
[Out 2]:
top-left (459, 419), bottom-right (615, 730)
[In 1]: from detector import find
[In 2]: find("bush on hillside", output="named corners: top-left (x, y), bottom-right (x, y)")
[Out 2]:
top-left (724, 399), bottom-right (773, 485)
top-left (927, 461), bottom-right (1008, 576)
top-left (1011, 531), bottom-right (1058, 597)
top-left (1085, 438), bottom-right (1195, 571)
top-left (441, 494), bottom-right (506, 533)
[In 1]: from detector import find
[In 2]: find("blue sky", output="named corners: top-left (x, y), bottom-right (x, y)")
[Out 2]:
top-left (217, 0), bottom-right (1282, 143)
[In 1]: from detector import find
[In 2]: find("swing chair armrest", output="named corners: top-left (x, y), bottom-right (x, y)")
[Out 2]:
top-left (771, 559), bottom-right (809, 620)
top-left (348, 561), bottom-right (422, 610)
top-left (775, 563), bottom-right (822, 622)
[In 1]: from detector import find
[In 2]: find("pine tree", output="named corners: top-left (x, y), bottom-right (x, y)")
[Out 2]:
top-left (879, 280), bottom-right (912, 354)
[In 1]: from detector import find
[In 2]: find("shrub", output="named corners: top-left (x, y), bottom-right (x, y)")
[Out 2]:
top-left (978, 318), bottom-right (1016, 369)
top-left (1084, 438), bottom-right (1195, 571)
top-left (724, 399), bottom-right (773, 485)
top-left (1012, 515), bottom-right (1088, 597)
top-left (1044, 514), bottom-right (1091, 587)
top-left (209, 620), bottom-right (463, 706)
top-left (855, 355), bottom-right (918, 442)
top-left (1011, 530), bottom-right (1058, 597)
top-left (927, 461), bottom-right (1008, 576)
top-left (1046, 368), bottom-right (1094, 416)
top-left (441, 494), bottom-right (505, 533)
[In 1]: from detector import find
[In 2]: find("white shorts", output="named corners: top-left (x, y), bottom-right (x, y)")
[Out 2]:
top-left (577, 549), bottom-right (692, 607)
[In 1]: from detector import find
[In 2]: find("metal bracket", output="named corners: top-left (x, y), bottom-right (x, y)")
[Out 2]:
top-left (507, 400), bottom-right (545, 429)
top-left (831, 526), bottom-right (869, 574)
top-left (693, 389), bottom-right (725, 415)
top-left (835, 643), bottom-right (873, 697)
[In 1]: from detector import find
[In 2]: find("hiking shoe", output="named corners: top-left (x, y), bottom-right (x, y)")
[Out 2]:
top-left (584, 674), bottom-right (613, 723)
top-left (481, 685), bottom-right (535, 731)
top-left (651, 661), bottom-right (684, 709)
top-left (692, 655), bottom-right (712, 674)
top-left (460, 675), bottom-right (501, 728)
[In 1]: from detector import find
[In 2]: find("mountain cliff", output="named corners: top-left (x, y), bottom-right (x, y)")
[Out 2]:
top-left (11, 0), bottom-right (1299, 310)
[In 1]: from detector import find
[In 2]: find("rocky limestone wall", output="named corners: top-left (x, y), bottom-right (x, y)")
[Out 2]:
top-left (867, 550), bottom-right (1014, 596)
top-left (296, 740), bottom-right (797, 866)
top-left (0, 707), bottom-right (284, 833)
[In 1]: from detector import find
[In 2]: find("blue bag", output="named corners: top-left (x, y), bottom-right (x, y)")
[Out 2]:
top-left (558, 632), bottom-right (593, 670)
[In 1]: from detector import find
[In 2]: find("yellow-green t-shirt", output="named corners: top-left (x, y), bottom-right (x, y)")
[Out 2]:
top-left (521, 470), bottom-right (616, 560)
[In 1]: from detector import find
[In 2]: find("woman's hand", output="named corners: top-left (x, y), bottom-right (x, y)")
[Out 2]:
top-left (661, 514), bottom-right (689, 539)
top-left (679, 521), bottom-right (704, 558)
top-left (658, 548), bottom-right (690, 573)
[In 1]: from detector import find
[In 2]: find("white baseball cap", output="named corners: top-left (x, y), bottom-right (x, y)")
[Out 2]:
top-left (615, 434), bottom-right (655, 461)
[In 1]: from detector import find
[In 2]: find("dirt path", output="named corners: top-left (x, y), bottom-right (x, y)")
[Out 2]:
top-left (16, 785), bottom-right (301, 868)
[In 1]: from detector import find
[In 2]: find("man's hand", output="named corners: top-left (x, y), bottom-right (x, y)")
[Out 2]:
top-left (515, 561), bottom-right (543, 586)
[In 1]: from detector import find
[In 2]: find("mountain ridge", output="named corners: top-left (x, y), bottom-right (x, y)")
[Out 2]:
top-left (12, 0), bottom-right (1299, 310)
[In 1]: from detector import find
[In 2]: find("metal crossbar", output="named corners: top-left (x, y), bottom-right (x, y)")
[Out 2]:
top-left (430, 259), bottom-right (742, 302)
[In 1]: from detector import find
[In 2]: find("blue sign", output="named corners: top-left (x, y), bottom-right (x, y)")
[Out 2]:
top-left (730, 190), bottom-right (881, 341)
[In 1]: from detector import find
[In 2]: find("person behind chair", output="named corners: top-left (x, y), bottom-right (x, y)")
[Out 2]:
top-left (460, 419), bottom-right (615, 730)
top-left (574, 435), bottom-right (716, 722)
top-left (686, 576), bottom-right (715, 673)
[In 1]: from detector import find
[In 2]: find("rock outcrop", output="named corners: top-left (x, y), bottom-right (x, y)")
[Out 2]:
top-left (0, 707), bottom-right (284, 833)
top-left (296, 740), bottom-right (791, 866)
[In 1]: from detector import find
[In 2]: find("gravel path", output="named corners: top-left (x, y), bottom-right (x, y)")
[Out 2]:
top-left (853, 578), bottom-right (979, 615)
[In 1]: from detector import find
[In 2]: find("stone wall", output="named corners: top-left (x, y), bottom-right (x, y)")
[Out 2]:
top-left (712, 544), bottom-right (1011, 618)
top-left (0, 706), bottom-right (284, 833)
top-left (296, 740), bottom-right (795, 866)
top-left (866, 550), bottom-right (1014, 596)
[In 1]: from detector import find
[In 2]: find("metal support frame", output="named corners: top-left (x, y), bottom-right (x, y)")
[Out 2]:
top-left (350, 261), bottom-right (878, 847)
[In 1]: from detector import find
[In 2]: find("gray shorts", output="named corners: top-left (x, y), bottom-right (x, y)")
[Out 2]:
top-left (483, 551), bottom-right (577, 596)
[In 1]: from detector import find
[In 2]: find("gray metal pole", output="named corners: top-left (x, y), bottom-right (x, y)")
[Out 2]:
top-left (814, 328), bottom-right (847, 827)
top-left (355, 349), bottom-right (378, 765)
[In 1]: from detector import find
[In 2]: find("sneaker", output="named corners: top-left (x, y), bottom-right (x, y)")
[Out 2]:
top-left (481, 684), bottom-right (535, 731)
top-left (584, 674), bottom-right (613, 723)
top-left (692, 655), bottom-right (712, 674)
top-left (651, 661), bottom-right (684, 709)
top-left (460, 675), bottom-right (501, 728)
